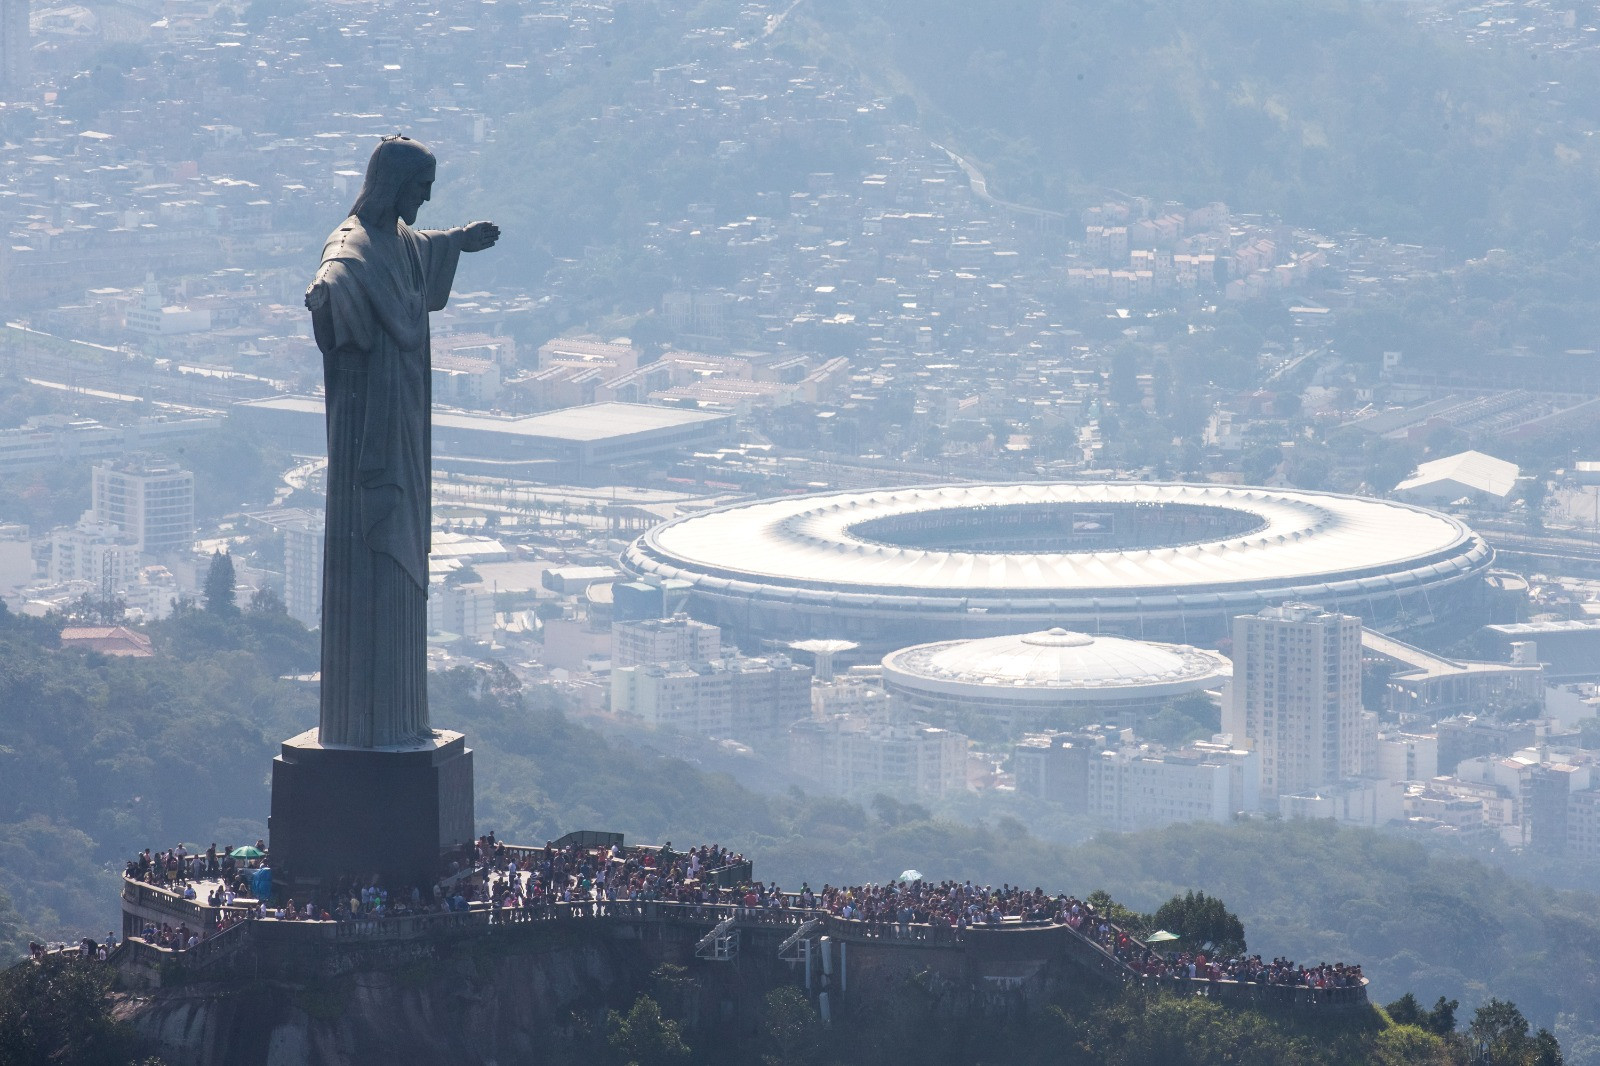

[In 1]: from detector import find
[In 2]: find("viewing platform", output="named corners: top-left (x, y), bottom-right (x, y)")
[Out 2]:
top-left (111, 832), bottom-right (1368, 1013)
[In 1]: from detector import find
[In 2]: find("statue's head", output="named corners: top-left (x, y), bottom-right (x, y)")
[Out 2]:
top-left (349, 135), bottom-right (437, 225)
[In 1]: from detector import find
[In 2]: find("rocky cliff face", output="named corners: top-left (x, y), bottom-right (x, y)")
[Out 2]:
top-left (116, 935), bottom-right (650, 1066)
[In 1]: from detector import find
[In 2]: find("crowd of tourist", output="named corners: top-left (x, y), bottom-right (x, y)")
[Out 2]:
top-left (1129, 954), bottom-right (1365, 991)
top-left (26, 934), bottom-right (118, 962)
top-left (1090, 922), bottom-right (1364, 992)
top-left (810, 879), bottom-right (1072, 934)
top-left (479, 837), bottom-right (754, 914)
top-left (124, 841), bottom-right (269, 893)
top-left (95, 834), bottom-right (1365, 1000)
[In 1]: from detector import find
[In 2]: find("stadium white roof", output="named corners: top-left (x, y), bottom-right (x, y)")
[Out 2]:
top-left (882, 628), bottom-right (1231, 702)
top-left (633, 482), bottom-right (1481, 593)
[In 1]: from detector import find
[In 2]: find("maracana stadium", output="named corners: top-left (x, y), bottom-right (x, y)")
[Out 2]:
top-left (620, 482), bottom-right (1492, 650)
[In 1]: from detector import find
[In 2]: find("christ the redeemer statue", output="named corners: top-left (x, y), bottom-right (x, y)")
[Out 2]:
top-left (304, 135), bottom-right (499, 747)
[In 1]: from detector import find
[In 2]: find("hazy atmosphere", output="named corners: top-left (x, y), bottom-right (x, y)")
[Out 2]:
top-left (3, 1), bottom-right (1600, 1063)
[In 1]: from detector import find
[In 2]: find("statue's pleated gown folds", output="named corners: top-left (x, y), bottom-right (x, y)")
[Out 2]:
top-left (309, 215), bottom-right (460, 748)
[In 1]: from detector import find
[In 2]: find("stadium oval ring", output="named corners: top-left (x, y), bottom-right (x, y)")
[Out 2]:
top-left (620, 482), bottom-right (1493, 649)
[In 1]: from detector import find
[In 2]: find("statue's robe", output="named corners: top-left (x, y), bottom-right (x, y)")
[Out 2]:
top-left (309, 216), bottom-right (460, 747)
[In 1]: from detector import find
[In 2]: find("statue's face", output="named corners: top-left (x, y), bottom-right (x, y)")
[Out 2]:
top-left (396, 168), bottom-right (435, 226)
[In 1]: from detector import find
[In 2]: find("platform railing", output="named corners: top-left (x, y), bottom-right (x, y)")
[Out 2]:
top-left (113, 863), bottom-right (1364, 1010)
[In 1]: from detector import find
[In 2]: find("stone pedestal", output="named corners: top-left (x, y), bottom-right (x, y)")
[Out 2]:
top-left (268, 728), bottom-right (473, 902)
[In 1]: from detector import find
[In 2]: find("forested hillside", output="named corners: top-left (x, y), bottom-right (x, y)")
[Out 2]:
top-left (2, 609), bottom-right (1595, 1058)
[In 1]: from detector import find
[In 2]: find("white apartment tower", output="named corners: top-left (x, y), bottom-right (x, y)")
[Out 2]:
top-left (281, 512), bottom-right (324, 630)
top-left (611, 614), bottom-right (721, 669)
top-left (0, 0), bottom-right (27, 98)
top-left (91, 458), bottom-right (195, 556)
top-left (1227, 603), bottom-right (1365, 801)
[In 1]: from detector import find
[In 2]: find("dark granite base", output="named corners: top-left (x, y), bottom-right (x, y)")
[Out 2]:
top-left (268, 729), bottom-right (474, 902)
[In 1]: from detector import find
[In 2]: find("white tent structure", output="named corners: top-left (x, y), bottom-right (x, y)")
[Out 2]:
top-left (1393, 450), bottom-right (1520, 509)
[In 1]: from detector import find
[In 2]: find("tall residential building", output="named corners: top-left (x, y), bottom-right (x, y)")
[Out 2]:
top-left (1226, 603), bottom-right (1365, 801)
top-left (611, 614), bottom-right (721, 668)
top-left (0, 0), bottom-right (27, 98)
top-left (788, 714), bottom-right (968, 799)
top-left (1012, 730), bottom-right (1259, 830)
top-left (429, 581), bottom-right (495, 643)
top-left (91, 458), bottom-right (195, 556)
top-left (281, 511), bottom-right (324, 630)
top-left (242, 508), bottom-right (323, 629)
top-left (49, 516), bottom-right (137, 588)
top-left (611, 654), bottom-right (811, 743)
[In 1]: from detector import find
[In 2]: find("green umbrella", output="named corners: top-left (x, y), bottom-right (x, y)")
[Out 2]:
top-left (231, 846), bottom-right (265, 859)
top-left (1145, 930), bottom-right (1181, 946)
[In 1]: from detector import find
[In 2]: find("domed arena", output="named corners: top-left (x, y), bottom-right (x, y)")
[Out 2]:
top-left (620, 482), bottom-right (1492, 650)
top-left (881, 627), bottom-right (1232, 736)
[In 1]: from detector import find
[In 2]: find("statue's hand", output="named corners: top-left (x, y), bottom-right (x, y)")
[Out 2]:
top-left (460, 221), bottom-right (500, 253)
top-left (305, 278), bottom-right (330, 312)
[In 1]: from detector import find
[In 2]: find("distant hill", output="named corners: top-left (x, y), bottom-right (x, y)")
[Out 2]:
top-left (795, 0), bottom-right (1600, 255)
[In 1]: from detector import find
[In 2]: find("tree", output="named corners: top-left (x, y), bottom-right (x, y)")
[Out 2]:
top-left (248, 585), bottom-right (286, 615)
top-left (871, 793), bottom-right (931, 827)
top-left (0, 955), bottom-right (153, 1064)
top-left (1533, 1029), bottom-right (1565, 1066)
top-left (1085, 890), bottom-right (1149, 937)
top-left (1424, 996), bottom-right (1459, 1037)
top-left (1386, 991), bottom-right (1424, 1026)
top-left (202, 551), bottom-right (238, 617)
top-left (67, 591), bottom-right (126, 626)
top-left (759, 986), bottom-right (824, 1066)
top-left (1373, 1024), bottom-right (1452, 1066)
top-left (606, 995), bottom-right (690, 1066)
top-left (1149, 890), bottom-right (1247, 957)
top-left (1471, 998), bottom-right (1531, 1065)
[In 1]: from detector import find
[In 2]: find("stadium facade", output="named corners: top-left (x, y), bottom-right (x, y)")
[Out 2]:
top-left (620, 482), bottom-right (1492, 650)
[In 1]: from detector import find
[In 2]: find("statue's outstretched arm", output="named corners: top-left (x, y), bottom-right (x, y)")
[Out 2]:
top-left (456, 221), bottom-right (500, 253)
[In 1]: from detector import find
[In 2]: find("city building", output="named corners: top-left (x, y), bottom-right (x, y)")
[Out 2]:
top-left (1392, 450), bottom-right (1520, 510)
top-left (91, 457), bottom-right (195, 556)
top-left (0, 522), bottom-right (33, 592)
top-left (880, 627), bottom-right (1230, 738)
top-left (244, 508), bottom-right (324, 630)
top-left (0, 415), bottom-right (219, 474)
top-left (1226, 603), bottom-right (1369, 802)
top-left (1568, 788), bottom-right (1600, 859)
top-left (1376, 730), bottom-right (1440, 785)
top-left (611, 654), bottom-right (811, 743)
top-left (1278, 779), bottom-right (1404, 827)
top-left (0, 0), bottom-right (27, 97)
top-left (612, 615), bottom-right (722, 669)
top-left (282, 513), bottom-right (324, 631)
top-left (1363, 629), bottom-right (1544, 718)
top-left (788, 713), bottom-right (967, 798)
top-left (428, 581), bottom-right (495, 643)
top-left (1482, 621), bottom-right (1600, 682)
top-left (1012, 730), bottom-right (1259, 830)
top-left (623, 483), bottom-right (1493, 650)
top-left (126, 277), bottom-right (212, 336)
top-left (58, 625), bottom-right (153, 658)
top-left (811, 672), bottom-right (899, 718)
top-left (1436, 716), bottom-right (1544, 777)
top-left (234, 398), bottom-right (734, 481)
top-left (49, 516), bottom-right (138, 588)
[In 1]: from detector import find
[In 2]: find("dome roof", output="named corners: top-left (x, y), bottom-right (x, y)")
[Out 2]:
top-left (881, 628), bottom-right (1231, 703)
